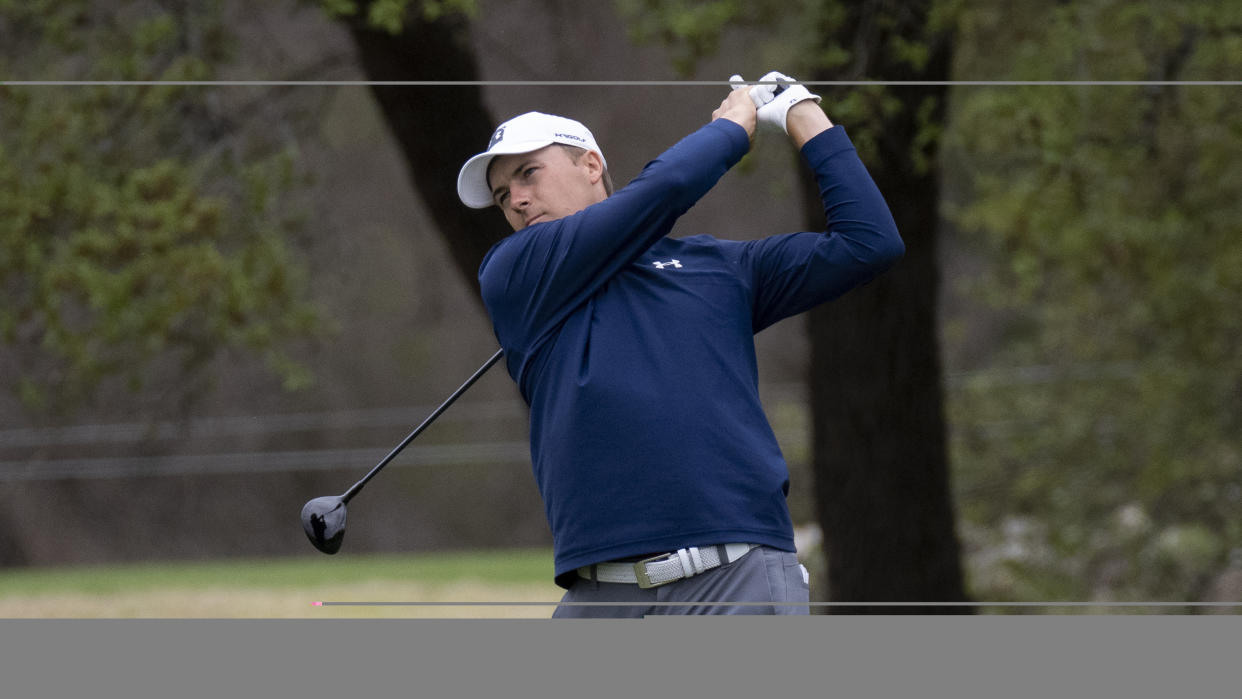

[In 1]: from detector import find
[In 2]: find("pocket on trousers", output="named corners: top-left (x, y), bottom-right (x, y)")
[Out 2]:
top-left (784, 557), bottom-right (810, 603)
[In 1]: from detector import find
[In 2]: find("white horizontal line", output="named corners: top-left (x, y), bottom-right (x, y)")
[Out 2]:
top-left (0, 401), bottom-right (527, 448)
top-left (0, 442), bottom-right (530, 481)
top-left (3, 80), bottom-right (1241, 87)
top-left (315, 600), bottom-right (1242, 607)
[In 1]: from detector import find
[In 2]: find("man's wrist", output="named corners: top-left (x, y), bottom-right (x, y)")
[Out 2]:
top-left (786, 101), bottom-right (833, 148)
top-left (709, 117), bottom-right (753, 160)
top-left (719, 114), bottom-right (756, 140)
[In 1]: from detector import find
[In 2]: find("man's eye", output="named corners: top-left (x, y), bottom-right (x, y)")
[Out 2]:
top-left (523, 167), bottom-right (537, 177)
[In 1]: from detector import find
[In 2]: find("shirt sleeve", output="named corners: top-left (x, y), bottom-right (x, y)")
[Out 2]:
top-left (479, 118), bottom-right (751, 357)
top-left (743, 126), bottom-right (905, 333)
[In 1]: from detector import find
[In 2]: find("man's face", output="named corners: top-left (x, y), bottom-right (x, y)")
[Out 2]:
top-left (487, 145), bottom-right (605, 231)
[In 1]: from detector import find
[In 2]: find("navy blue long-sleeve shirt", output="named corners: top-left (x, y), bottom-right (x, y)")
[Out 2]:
top-left (478, 119), bottom-right (903, 587)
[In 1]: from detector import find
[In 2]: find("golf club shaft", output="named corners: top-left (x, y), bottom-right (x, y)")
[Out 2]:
top-left (340, 348), bottom-right (505, 504)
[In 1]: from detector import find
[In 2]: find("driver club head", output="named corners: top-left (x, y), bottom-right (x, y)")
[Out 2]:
top-left (301, 495), bottom-right (347, 555)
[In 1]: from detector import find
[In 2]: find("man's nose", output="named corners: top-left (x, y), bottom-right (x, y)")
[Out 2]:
top-left (508, 189), bottom-right (531, 210)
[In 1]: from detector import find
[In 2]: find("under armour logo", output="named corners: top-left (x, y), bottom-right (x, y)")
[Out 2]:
top-left (652, 259), bottom-right (682, 269)
top-left (488, 126), bottom-right (506, 149)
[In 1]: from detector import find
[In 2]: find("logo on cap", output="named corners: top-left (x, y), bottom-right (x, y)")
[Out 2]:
top-left (488, 126), bottom-right (506, 150)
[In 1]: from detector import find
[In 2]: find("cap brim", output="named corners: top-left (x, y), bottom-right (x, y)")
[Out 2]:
top-left (456, 139), bottom-right (556, 209)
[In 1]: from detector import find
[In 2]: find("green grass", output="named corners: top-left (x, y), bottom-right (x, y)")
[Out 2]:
top-left (0, 548), bottom-right (555, 597)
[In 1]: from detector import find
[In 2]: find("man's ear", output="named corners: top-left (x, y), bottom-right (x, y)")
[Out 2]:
top-left (582, 150), bottom-right (605, 185)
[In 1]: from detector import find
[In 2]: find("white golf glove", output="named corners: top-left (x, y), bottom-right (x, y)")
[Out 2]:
top-left (730, 73), bottom-right (776, 110)
top-left (730, 71), bottom-right (821, 134)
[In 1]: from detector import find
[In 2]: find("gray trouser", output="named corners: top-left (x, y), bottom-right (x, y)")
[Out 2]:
top-left (552, 545), bottom-right (810, 618)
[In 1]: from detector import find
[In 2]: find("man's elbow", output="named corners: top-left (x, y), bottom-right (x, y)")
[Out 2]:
top-left (875, 225), bottom-right (905, 269)
top-left (648, 164), bottom-right (700, 202)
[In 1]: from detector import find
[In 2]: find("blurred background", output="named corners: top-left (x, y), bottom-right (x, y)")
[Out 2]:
top-left (1, 0), bottom-right (1239, 612)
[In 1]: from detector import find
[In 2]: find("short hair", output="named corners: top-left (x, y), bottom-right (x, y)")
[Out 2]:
top-left (557, 144), bottom-right (614, 196)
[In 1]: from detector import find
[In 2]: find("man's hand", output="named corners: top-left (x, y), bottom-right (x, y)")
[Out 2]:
top-left (732, 71), bottom-right (832, 147)
top-left (712, 82), bottom-right (758, 140)
top-left (730, 73), bottom-right (776, 110)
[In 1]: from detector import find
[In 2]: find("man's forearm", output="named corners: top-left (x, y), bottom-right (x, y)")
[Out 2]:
top-left (787, 101), bottom-right (834, 149)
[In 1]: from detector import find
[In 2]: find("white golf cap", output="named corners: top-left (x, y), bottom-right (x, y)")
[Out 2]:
top-left (456, 111), bottom-right (606, 209)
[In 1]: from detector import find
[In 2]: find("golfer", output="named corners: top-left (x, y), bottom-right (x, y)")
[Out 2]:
top-left (456, 72), bottom-right (903, 617)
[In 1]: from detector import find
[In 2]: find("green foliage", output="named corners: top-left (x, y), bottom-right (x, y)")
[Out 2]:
top-left (615, 0), bottom-right (952, 169)
top-left (614, 0), bottom-right (758, 75)
top-left (318, 0), bottom-right (477, 33)
top-left (945, 0), bottom-right (1242, 602)
top-left (0, 1), bottom-right (321, 415)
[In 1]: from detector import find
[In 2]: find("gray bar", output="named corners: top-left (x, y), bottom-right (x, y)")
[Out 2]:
top-left (4, 80), bottom-right (1242, 86)
top-left (3, 618), bottom-right (1240, 698)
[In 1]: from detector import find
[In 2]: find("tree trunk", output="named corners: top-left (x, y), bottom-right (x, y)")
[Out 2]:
top-left (343, 7), bottom-right (511, 295)
top-left (807, 0), bottom-right (972, 613)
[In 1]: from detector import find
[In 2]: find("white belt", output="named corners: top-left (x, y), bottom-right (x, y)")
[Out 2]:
top-left (577, 543), bottom-right (759, 589)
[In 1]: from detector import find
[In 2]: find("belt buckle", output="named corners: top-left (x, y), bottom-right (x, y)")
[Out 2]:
top-left (633, 552), bottom-right (676, 589)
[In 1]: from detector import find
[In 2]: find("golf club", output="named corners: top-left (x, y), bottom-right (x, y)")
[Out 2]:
top-left (301, 348), bottom-right (505, 554)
